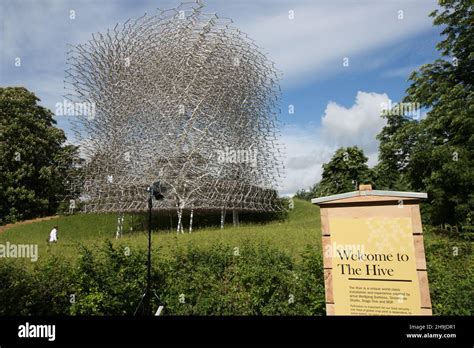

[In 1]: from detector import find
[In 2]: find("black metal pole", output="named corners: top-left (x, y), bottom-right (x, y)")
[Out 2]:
top-left (146, 190), bottom-right (152, 314)
top-left (134, 182), bottom-right (165, 316)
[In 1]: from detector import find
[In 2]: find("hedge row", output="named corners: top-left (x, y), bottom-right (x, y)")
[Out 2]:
top-left (0, 241), bottom-right (324, 315)
top-left (0, 234), bottom-right (471, 315)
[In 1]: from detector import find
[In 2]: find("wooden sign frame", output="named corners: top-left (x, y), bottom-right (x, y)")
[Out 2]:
top-left (312, 186), bottom-right (432, 315)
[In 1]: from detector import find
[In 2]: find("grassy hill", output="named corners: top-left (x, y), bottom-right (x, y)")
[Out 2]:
top-left (0, 198), bottom-right (321, 261)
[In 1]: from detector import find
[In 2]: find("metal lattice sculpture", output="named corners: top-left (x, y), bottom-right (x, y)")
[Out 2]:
top-left (63, 1), bottom-right (284, 232)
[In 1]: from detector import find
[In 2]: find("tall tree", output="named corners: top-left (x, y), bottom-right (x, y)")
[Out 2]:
top-left (0, 87), bottom-right (80, 224)
top-left (377, 0), bottom-right (473, 225)
top-left (318, 146), bottom-right (372, 196)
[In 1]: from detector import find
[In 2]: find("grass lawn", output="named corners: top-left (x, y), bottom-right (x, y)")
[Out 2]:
top-left (1, 196), bottom-right (470, 272)
top-left (0, 198), bottom-right (322, 262)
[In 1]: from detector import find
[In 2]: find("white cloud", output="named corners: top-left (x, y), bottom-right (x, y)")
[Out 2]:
top-left (279, 125), bottom-right (334, 195)
top-left (0, 0), bottom-right (176, 110)
top-left (321, 91), bottom-right (389, 155)
top-left (239, 0), bottom-right (437, 88)
top-left (1, 0), bottom-right (439, 105)
top-left (280, 91), bottom-right (389, 195)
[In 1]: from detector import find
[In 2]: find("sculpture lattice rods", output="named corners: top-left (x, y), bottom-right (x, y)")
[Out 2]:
top-left (63, 0), bottom-right (285, 225)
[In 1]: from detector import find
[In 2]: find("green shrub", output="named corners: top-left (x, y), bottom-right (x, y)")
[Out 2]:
top-left (154, 241), bottom-right (323, 315)
top-left (70, 241), bottom-right (148, 315)
top-left (67, 240), bottom-right (325, 315)
top-left (27, 255), bottom-right (75, 315)
top-left (0, 260), bottom-right (33, 315)
top-left (424, 229), bottom-right (474, 315)
top-left (0, 256), bottom-right (73, 315)
top-left (0, 232), bottom-right (470, 316)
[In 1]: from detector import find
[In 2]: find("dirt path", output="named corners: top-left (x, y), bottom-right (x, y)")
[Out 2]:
top-left (0, 215), bottom-right (60, 234)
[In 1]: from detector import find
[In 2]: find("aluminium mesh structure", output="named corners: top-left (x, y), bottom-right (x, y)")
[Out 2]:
top-left (63, 1), bottom-right (284, 230)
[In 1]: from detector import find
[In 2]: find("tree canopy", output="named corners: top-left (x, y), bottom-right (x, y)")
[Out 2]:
top-left (317, 146), bottom-right (372, 196)
top-left (0, 87), bottom-right (79, 224)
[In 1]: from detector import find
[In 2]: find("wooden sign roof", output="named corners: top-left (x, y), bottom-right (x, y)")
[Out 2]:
top-left (311, 185), bottom-right (427, 205)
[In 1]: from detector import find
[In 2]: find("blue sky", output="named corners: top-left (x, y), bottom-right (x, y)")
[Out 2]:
top-left (0, 0), bottom-right (442, 194)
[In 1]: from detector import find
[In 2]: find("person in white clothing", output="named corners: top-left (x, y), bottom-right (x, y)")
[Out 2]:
top-left (48, 226), bottom-right (58, 243)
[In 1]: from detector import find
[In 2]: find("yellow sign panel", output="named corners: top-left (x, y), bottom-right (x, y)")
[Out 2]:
top-left (330, 217), bottom-right (421, 315)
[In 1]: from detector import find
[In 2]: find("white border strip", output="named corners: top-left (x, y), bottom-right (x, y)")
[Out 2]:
top-left (311, 190), bottom-right (427, 204)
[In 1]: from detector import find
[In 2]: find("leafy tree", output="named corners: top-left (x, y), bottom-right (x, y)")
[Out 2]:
top-left (317, 146), bottom-right (372, 196)
top-left (0, 87), bottom-right (80, 224)
top-left (293, 182), bottom-right (320, 201)
top-left (371, 161), bottom-right (411, 191)
top-left (377, 0), bottom-right (473, 225)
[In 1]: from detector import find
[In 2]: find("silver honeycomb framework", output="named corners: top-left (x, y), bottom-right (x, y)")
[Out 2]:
top-left (63, 1), bottom-right (285, 228)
